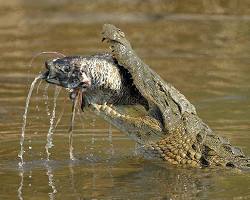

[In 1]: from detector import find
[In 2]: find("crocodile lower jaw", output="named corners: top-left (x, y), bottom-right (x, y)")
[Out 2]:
top-left (89, 103), bottom-right (131, 119)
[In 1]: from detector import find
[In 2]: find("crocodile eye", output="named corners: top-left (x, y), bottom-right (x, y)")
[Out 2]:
top-left (118, 29), bottom-right (125, 37)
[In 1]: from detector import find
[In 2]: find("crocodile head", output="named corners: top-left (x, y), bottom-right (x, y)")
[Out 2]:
top-left (102, 24), bottom-right (131, 48)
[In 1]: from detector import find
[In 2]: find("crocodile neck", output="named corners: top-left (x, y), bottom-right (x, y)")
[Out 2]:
top-left (108, 39), bottom-right (197, 133)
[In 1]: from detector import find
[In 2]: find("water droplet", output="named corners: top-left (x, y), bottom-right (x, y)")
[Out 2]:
top-left (35, 105), bottom-right (40, 111)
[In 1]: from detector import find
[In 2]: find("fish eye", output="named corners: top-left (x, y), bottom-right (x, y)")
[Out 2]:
top-left (62, 65), bottom-right (70, 73)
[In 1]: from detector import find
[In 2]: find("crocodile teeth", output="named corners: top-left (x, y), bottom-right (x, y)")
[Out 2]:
top-left (100, 104), bottom-right (107, 111)
top-left (121, 114), bottom-right (128, 119)
top-left (91, 103), bottom-right (101, 110)
top-left (106, 107), bottom-right (112, 114)
top-left (91, 103), bottom-right (125, 118)
top-left (110, 110), bottom-right (117, 115)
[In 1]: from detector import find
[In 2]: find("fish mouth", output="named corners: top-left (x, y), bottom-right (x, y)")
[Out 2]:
top-left (41, 69), bottom-right (91, 111)
top-left (41, 70), bottom-right (49, 80)
top-left (41, 70), bottom-right (60, 85)
top-left (41, 70), bottom-right (82, 89)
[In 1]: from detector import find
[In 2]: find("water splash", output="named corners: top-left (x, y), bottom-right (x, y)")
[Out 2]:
top-left (68, 92), bottom-right (80, 160)
top-left (43, 84), bottom-right (50, 116)
top-left (45, 87), bottom-right (61, 160)
top-left (45, 162), bottom-right (57, 200)
top-left (18, 75), bottom-right (42, 168)
top-left (54, 96), bottom-right (67, 129)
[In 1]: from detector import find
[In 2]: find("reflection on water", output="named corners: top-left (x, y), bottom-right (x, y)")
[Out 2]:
top-left (0, 0), bottom-right (250, 199)
top-left (108, 123), bottom-right (115, 157)
top-left (45, 161), bottom-right (57, 200)
top-left (13, 159), bottom-right (250, 200)
top-left (17, 171), bottom-right (24, 200)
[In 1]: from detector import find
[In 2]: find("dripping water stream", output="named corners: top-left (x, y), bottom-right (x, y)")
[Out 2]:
top-left (18, 75), bottom-right (42, 200)
top-left (43, 85), bottom-right (61, 199)
top-left (18, 75), bottom-right (42, 168)
top-left (68, 92), bottom-right (80, 160)
top-left (44, 84), bottom-right (50, 116)
top-left (44, 87), bottom-right (61, 200)
top-left (45, 86), bottom-right (61, 160)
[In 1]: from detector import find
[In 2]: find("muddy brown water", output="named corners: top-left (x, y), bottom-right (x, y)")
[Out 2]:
top-left (1, 1), bottom-right (250, 199)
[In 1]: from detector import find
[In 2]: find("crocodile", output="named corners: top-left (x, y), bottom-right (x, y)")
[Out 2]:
top-left (42, 24), bottom-right (250, 169)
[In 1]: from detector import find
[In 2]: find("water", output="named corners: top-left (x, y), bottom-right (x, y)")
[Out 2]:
top-left (17, 75), bottom-right (41, 200)
top-left (1, 1), bottom-right (250, 199)
top-left (108, 123), bottom-right (114, 157)
top-left (17, 171), bottom-right (24, 200)
top-left (18, 75), bottom-right (42, 168)
top-left (45, 87), bottom-right (61, 160)
top-left (44, 84), bottom-right (50, 116)
top-left (45, 162), bottom-right (57, 200)
top-left (68, 91), bottom-right (80, 161)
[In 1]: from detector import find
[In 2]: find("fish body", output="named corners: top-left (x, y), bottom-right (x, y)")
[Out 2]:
top-left (43, 53), bottom-right (147, 109)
